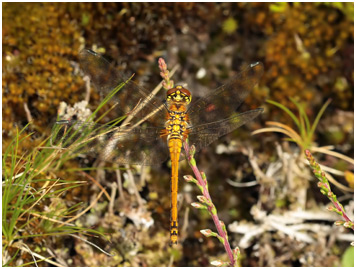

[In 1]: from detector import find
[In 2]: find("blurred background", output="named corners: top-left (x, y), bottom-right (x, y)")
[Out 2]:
top-left (2, 2), bottom-right (354, 267)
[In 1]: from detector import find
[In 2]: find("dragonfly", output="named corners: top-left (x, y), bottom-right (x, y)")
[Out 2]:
top-left (53, 49), bottom-right (264, 245)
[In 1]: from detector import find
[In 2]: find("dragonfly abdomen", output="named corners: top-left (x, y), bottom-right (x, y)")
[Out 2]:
top-left (168, 137), bottom-right (182, 245)
top-left (165, 103), bottom-right (190, 245)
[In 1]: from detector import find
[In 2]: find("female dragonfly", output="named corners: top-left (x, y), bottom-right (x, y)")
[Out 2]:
top-left (53, 49), bottom-right (264, 245)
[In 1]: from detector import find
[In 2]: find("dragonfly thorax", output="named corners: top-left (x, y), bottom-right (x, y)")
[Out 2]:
top-left (165, 108), bottom-right (190, 141)
top-left (165, 111), bottom-right (189, 140)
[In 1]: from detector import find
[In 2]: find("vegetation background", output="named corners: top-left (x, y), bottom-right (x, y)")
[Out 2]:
top-left (2, 2), bottom-right (354, 267)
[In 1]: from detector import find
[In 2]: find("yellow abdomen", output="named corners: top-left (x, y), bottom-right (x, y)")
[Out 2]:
top-left (168, 138), bottom-right (182, 245)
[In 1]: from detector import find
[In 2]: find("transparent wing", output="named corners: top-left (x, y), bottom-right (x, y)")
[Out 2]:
top-left (187, 108), bottom-right (263, 152)
top-left (52, 120), bottom-right (169, 166)
top-left (187, 62), bottom-right (264, 126)
top-left (79, 49), bottom-right (167, 126)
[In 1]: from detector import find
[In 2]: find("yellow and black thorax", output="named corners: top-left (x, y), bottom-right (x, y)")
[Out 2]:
top-left (164, 85), bottom-right (192, 141)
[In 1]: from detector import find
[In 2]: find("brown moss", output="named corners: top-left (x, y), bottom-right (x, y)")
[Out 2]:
top-left (3, 3), bottom-right (83, 139)
top-left (245, 3), bottom-right (353, 115)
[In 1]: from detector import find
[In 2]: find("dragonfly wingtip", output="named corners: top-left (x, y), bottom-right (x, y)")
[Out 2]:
top-left (250, 62), bottom-right (261, 67)
top-left (86, 49), bottom-right (97, 55)
top-left (55, 120), bottom-right (70, 125)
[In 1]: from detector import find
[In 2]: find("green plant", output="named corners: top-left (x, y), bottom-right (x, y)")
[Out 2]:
top-left (254, 98), bottom-right (332, 152)
top-left (1, 66), bottom-right (133, 266)
top-left (183, 142), bottom-right (240, 266)
top-left (253, 98), bottom-right (353, 192)
top-left (305, 150), bottom-right (354, 232)
top-left (2, 125), bottom-right (110, 266)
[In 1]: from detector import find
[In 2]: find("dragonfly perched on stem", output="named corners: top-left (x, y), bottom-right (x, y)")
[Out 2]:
top-left (52, 49), bottom-right (264, 245)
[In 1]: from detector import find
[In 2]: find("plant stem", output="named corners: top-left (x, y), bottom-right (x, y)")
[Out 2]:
top-left (183, 141), bottom-right (235, 266)
top-left (305, 149), bottom-right (354, 230)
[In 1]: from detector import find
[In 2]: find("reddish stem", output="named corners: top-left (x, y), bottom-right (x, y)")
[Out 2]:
top-left (305, 149), bottom-right (354, 230)
top-left (184, 142), bottom-right (235, 266)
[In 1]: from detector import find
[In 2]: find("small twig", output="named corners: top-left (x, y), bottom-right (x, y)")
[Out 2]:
top-left (115, 169), bottom-right (125, 200)
top-left (311, 145), bottom-right (354, 165)
top-left (95, 160), bottom-right (106, 185)
top-left (168, 255), bottom-right (174, 267)
top-left (19, 179), bottom-right (60, 219)
top-left (20, 242), bottom-right (38, 267)
top-left (69, 234), bottom-right (114, 257)
top-left (310, 162), bottom-right (345, 176)
top-left (46, 247), bottom-right (68, 267)
top-left (108, 182), bottom-right (117, 215)
top-left (139, 165), bottom-right (146, 188)
top-left (267, 217), bottom-right (314, 243)
top-left (245, 147), bottom-right (275, 185)
top-left (226, 178), bottom-right (258, 187)
top-left (324, 170), bottom-right (353, 193)
top-left (23, 103), bottom-right (33, 123)
top-left (28, 211), bottom-right (75, 226)
top-left (83, 75), bottom-right (91, 103)
top-left (181, 206), bottom-right (190, 240)
top-left (124, 164), bottom-right (144, 207)
top-left (58, 188), bottom-right (105, 227)
top-left (79, 171), bottom-right (111, 201)
top-left (12, 242), bottom-right (65, 267)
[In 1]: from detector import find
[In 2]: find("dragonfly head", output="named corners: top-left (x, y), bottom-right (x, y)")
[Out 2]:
top-left (166, 85), bottom-right (192, 104)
